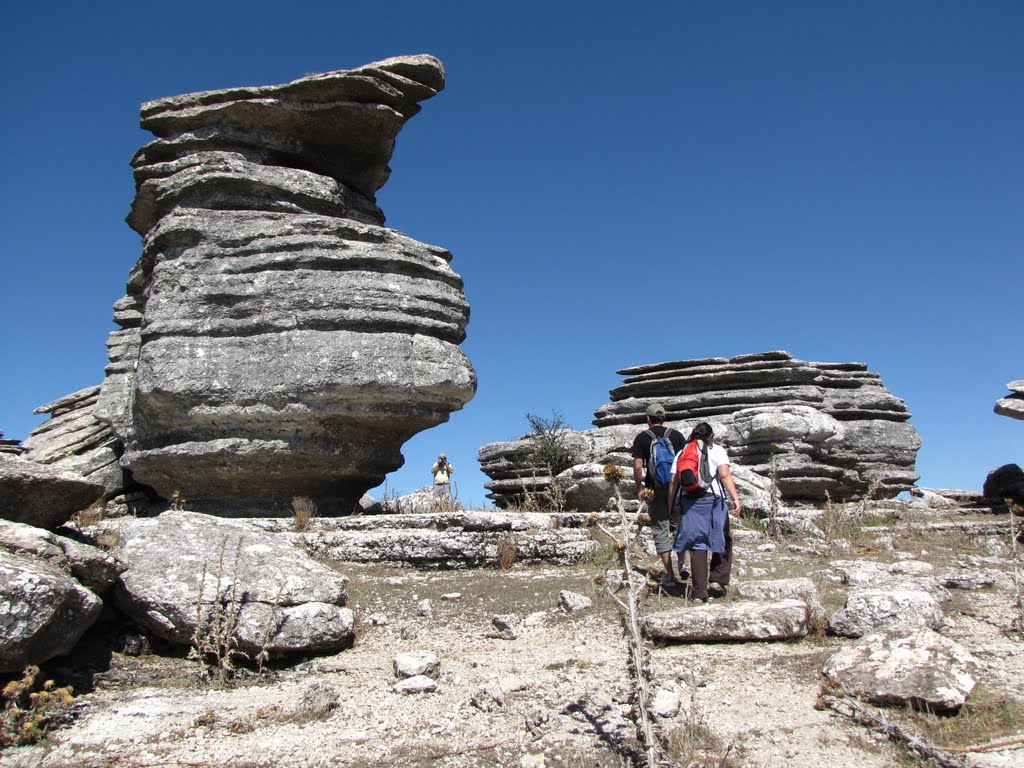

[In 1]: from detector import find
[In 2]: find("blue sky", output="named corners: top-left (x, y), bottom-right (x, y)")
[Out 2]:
top-left (1, 1), bottom-right (1020, 507)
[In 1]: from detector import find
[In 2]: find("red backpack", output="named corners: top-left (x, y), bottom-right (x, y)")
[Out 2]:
top-left (677, 440), bottom-right (714, 499)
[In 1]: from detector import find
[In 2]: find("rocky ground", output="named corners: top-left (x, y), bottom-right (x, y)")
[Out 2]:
top-left (2, 500), bottom-right (1024, 768)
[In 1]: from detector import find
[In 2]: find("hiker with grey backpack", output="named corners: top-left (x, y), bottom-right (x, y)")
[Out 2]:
top-left (668, 422), bottom-right (742, 603)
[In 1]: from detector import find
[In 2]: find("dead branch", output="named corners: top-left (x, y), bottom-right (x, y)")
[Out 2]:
top-left (427, 735), bottom-right (517, 760)
top-left (819, 693), bottom-right (975, 768)
top-left (606, 488), bottom-right (664, 768)
top-left (947, 736), bottom-right (1024, 754)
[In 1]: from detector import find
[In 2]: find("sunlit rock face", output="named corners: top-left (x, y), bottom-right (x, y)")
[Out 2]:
top-left (479, 351), bottom-right (920, 509)
top-left (96, 56), bottom-right (476, 516)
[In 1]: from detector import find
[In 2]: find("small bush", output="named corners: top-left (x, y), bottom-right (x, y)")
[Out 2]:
top-left (291, 496), bottom-right (317, 532)
top-left (0, 666), bottom-right (74, 746)
top-left (496, 533), bottom-right (518, 570)
top-left (526, 410), bottom-right (581, 477)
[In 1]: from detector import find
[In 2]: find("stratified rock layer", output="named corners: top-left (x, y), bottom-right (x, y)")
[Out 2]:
top-left (995, 380), bottom-right (1024, 420)
top-left (95, 56), bottom-right (476, 515)
top-left (479, 351), bottom-right (920, 508)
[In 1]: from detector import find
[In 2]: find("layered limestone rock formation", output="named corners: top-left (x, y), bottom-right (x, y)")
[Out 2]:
top-left (94, 55), bottom-right (476, 515)
top-left (995, 380), bottom-right (1024, 420)
top-left (479, 351), bottom-right (920, 509)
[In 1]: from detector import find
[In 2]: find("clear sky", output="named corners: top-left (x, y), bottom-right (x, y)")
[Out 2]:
top-left (1, 1), bottom-right (1020, 508)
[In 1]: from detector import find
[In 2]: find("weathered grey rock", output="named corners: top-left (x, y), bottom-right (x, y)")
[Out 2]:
top-left (937, 569), bottom-right (999, 590)
top-left (832, 560), bottom-right (951, 602)
top-left (480, 351), bottom-right (919, 509)
top-left (393, 651), bottom-right (440, 678)
top-left (642, 599), bottom-right (811, 642)
top-left (0, 430), bottom-right (25, 456)
top-left (470, 682), bottom-right (505, 712)
top-left (558, 590), bottom-right (592, 613)
top-left (651, 688), bottom-right (681, 719)
top-left (0, 455), bottom-right (105, 530)
top-left (734, 578), bottom-right (826, 628)
top-left (823, 625), bottom-right (977, 710)
top-left (21, 386), bottom-right (132, 504)
top-left (994, 380), bottom-right (1024, 420)
top-left (95, 56), bottom-right (475, 516)
top-left (275, 510), bottom-right (602, 568)
top-left (0, 549), bottom-right (103, 672)
top-left (394, 675), bottom-right (437, 694)
top-left (983, 464), bottom-right (1024, 505)
top-left (489, 613), bottom-right (522, 640)
top-left (297, 681), bottom-right (342, 719)
top-left (827, 588), bottom-right (943, 638)
top-left (0, 520), bottom-right (124, 594)
top-left (113, 511), bottom-right (353, 657)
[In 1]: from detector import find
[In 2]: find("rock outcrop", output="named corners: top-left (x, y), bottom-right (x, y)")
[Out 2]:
top-left (995, 380), bottom-right (1024, 420)
top-left (20, 386), bottom-right (146, 516)
top-left (479, 351), bottom-right (920, 510)
top-left (112, 511), bottom-right (354, 657)
top-left (94, 55), bottom-right (475, 516)
top-left (0, 548), bottom-right (103, 673)
top-left (0, 454), bottom-right (105, 530)
top-left (0, 430), bottom-right (23, 456)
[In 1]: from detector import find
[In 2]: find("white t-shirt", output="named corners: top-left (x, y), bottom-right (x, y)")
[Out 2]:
top-left (674, 443), bottom-right (730, 496)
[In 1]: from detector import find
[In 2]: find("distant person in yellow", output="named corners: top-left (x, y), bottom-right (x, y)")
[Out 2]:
top-left (431, 453), bottom-right (454, 500)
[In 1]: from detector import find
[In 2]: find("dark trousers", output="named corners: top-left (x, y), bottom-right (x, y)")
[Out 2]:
top-left (688, 516), bottom-right (732, 600)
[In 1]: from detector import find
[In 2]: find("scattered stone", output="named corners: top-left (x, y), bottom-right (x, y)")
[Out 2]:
top-left (367, 613), bottom-right (389, 626)
top-left (488, 614), bottom-right (522, 640)
top-left (394, 651), bottom-right (440, 679)
top-left (417, 599), bottom-right (433, 617)
top-left (298, 681), bottom-right (342, 719)
top-left (677, 669), bottom-right (708, 687)
top-left (394, 675), bottom-right (438, 695)
top-left (827, 588), bottom-right (943, 638)
top-left (470, 681), bottom-right (505, 712)
top-left (440, 592), bottom-right (462, 600)
top-left (520, 754), bottom-right (546, 768)
top-left (0, 455), bottom-right (105, 531)
top-left (823, 625), bottom-right (978, 710)
top-left (937, 570), bottom-right (998, 590)
top-left (642, 599), bottom-right (811, 642)
top-left (112, 511), bottom-right (353, 657)
top-left (602, 567), bottom-right (647, 594)
top-left (558, 590), bottom-right (592, 613)
top-left (0, 549), bottom-right (103, 673)
top-left (651, 688), bottom-right (681, 718)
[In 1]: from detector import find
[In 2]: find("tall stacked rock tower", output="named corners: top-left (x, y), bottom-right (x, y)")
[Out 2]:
top-left (95, 56), bottom-right (476, 515)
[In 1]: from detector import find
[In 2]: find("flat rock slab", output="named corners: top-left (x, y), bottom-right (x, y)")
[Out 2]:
top-left (642, 598), bottom-right (810, 642)
top-left (0, 549), bottom-right (102, 672)
top-left (0, 455), bottom-right (105, 530)
top-left (735, 577), bottom-right (826, 627)
top-left (823, 625), bottom-right (978, 711)
top-left (113, 511), bottom-right (353, 657)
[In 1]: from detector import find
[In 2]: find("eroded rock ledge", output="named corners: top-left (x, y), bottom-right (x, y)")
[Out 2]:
top-left (480, 351), bottom-right (921, 509)
top-left (94, 56), bottom-right (476, 516)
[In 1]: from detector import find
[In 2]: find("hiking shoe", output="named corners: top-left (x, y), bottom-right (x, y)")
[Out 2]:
top-left (708, 581), bottom-right (728, 598)
top-left (660, 574), bottom-right (679, 589)
top-left (677, 567), bottom-right (690, 582)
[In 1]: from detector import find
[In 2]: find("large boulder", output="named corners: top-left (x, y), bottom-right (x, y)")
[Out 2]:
top-left (94, 55), bottom-right (475, 516)
top-left (982, 464), bottom-right (1024, 505)
top-left (0, 549), bottom-right (103, 673)
top-left (479, 351), bottom-right (920, 509)
top-left (0, 520), bottom-right (124, 594)
top-left (0, 454), bottom-right (105, 530)
top-left (823, 625), bottom-right (977, 711)
top-left (113, 511), bottom-right (353, 657)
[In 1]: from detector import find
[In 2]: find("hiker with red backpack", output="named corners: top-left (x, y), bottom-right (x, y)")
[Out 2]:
top-left (631, 403), bottom-right (686, 588)
top-left (668, 422), bottom-right (742, 603)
